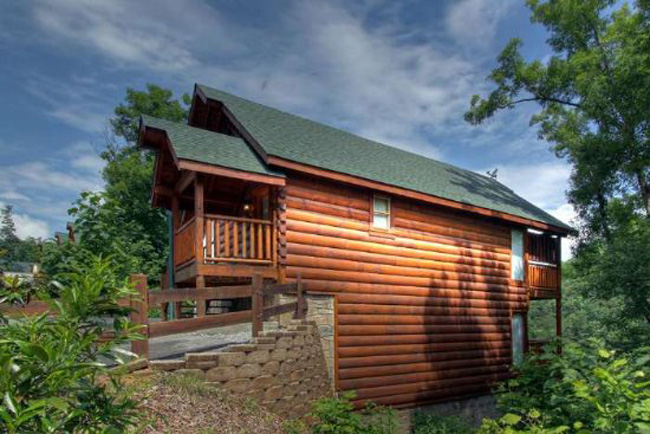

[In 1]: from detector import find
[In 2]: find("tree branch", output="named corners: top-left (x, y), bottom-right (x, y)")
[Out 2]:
top-left (507, 96), bottom-right (582, 109)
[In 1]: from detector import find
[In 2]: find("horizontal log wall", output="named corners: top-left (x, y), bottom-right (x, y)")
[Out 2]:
top-left (284, 174), bottom-right (526, 408)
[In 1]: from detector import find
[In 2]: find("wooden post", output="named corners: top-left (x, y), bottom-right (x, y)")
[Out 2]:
top-left (251, 273), bottom-right (263, 337)
top-left (556, 237), bottom-right (562, 338)
top-left (195, 175), bottom-right (206, 317)
top-left (295, 272), bottom-right (304, 319)
top-left (130, 274), bottom-right (149, 359)
top-left (171, 194), bottom-right (182, 320)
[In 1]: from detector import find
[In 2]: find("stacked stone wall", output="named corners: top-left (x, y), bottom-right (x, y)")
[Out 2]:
top-left (134, 319), bottom-right (332, 418)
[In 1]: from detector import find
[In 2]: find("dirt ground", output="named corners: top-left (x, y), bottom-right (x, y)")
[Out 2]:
top-left (125, 372), bottom-right (292, 434)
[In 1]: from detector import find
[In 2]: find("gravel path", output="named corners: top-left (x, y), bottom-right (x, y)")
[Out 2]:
top-left (145, 320), bottom-right (281, 360)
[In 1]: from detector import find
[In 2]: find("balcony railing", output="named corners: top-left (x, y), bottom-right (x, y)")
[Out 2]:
top-left (174, 217), bottom-right (196, 267)
top-left (528, 261), bottom-right (558, 289)
top-left (174, 215), bottom-right (277, 269)
top-left (203, 214), bottom-right (276, 266)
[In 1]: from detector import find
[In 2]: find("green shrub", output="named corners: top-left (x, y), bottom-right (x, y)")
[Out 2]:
top-left (0, 274), bottom-right (38, 308)
top-left (0, 256), bottom-right (143, 433)
top-left (489, 339), bottom-right (650, 433)
top-left (411, 412), bottom-right (475, 434)
top-left (309, 392), bottom-right (398, 434)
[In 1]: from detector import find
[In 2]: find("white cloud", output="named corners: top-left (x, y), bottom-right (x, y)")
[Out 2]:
top-left (446, 0), bottom-right (516, 47)
top-left (29, 0), bottom-right (486, 158)
top-left (64, 141), bottom-right (105, 173)
top-left (31, 0), bottom-right (238, 72)
top-left (547, 203), bottom-right (577, 259)
top-left (0, 190), bottom-right (30, 202)
top-left (491, 161), bottom-right (576, 258)
top-left (24, 74), bottom-right (111, 133)
top-left (0, 139), bottom-right (104, 239)
top-left (492, 161), bottom-right (572, 211)
top-left (0, 201), bottom-right (51, 239)
top-left (4, 162), bottom-right (102, 193)
top-left (13, 213), bottom-right (51, 239)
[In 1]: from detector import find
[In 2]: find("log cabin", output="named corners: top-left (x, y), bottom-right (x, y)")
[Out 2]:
top-left (138, 83), bottom-right (573, 409)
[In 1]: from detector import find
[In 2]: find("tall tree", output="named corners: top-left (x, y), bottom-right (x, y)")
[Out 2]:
top-left (43, 85), bottom-right (190, 282)
top-left (465, 0), bottom-right (650, 333)
top-left (0, 205), bottom-right (40, 266)
top-left (465, 0), bottom-right (650, 238)
top-left (0, 206), bottom-right (20, 262)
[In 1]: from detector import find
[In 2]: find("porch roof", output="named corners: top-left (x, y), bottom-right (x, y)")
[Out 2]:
top-left (140, 115), bottom-right (284, 179)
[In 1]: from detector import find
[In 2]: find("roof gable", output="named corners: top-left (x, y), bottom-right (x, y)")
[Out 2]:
top-left (197, 84), bottom-right (572, 232)
top-left (141, 115), bottom-right (284, 179)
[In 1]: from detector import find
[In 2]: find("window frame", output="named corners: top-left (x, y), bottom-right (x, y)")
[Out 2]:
top-left (511, 229), bottom-right (525, 282)
top-left (371, 194), bottom-right (392, 232)
top-left (511, 312), bottom-right (526, 366)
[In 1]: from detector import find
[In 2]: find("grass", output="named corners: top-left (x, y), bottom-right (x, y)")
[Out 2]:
top-left (410, 412), bottom-right (477, 434)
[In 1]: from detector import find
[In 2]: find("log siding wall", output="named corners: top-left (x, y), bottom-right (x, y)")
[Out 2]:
top-left (284, 173), bottom-right (528, 408)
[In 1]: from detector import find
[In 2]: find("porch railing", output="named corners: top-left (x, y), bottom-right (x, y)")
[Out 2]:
top-left (174, 217), bottom-right (196, 267)
top-left (528, 261), bottom-right (558, 289)
top-left (203, 214), bottom-right (276, 266)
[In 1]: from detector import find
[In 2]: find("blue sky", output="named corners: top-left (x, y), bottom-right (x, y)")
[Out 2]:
top-left (0, 0), bottom-right (574, 255)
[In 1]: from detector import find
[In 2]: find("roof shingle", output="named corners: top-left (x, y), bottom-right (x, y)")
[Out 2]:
top-left (198, 84), bottom-right (571, 231)
top-left (141, 115), bottom-right (284, 179)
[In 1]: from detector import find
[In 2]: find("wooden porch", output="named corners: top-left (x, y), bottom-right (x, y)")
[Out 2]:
top-left (166, 168), bottom-right (282, 286)
top-left (174, 213), bottom-right (279, 284)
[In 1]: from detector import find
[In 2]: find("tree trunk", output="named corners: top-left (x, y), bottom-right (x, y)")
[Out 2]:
top-left (638, 171), bottom-right (650, 217)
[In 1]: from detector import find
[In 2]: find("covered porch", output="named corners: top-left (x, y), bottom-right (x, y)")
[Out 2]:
top-left (139, 115), bottom-right (286, 288)
top-left (171, 171), bottom-right (281, 286)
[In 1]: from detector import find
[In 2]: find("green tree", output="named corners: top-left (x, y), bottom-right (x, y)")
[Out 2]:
top-left (0, 205), bottom-right (40, 266)
top-left (0, 205), bottom-right (19, 261)
top-left (465, 0), bottom-right (650, 336)
top-left (465, 0), bottom-right (650, 233)
top-left (43, 84), bottom-right (190, 283)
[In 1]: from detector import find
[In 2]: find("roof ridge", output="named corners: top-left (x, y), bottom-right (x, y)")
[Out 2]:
top-left (195, 84), bottom-right (572, 232)
top-left (197, 84), bottom-right (481, 173)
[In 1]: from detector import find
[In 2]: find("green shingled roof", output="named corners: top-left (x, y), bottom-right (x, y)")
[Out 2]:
top-left (141, 115), bottom-right (284, 178)
top-left (198, 84), bottom-right (571, 231)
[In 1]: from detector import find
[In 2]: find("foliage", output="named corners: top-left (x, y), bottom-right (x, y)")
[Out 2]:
top-left (528, 260), bottom-right (650, 350)
top-left (0, 274), bottom-right (38, 308)
top-left (466, 0), bottom-right (650, 339)
top-left (488, 340), bottom-right (650, 433)
top-left (411, 412), bottom-right (475, 434)
top-left (41, 84), bottom-right (190, 285)
top-left (0, 205), bottom-right (41, 266)
top-left (465, 0), bottom-right (650, 228)
top-left (309, 392), bottom-right (398, 434)
top-left (0, 256), bottom-right (142, 433)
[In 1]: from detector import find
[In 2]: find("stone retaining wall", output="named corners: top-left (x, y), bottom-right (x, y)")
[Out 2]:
top-left (131, 319), bottom-right (332, 418)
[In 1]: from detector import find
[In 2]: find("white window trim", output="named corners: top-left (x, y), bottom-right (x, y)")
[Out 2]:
top-left (511, 229), bottom-right (525, 281)
top-left (372, 195), bottom-right (391, 230)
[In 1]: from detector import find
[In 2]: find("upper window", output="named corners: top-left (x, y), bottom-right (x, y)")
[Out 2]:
top-left (372, 195), bottom-right (391, 230)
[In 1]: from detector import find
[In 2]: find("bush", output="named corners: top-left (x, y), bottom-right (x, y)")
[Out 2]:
top-left (411, 412), bottom-right (475, 434)
top-left (310, 392), bottom-right (398, 434)
top-left (487, 340), bottom-right (650, 433)
top-left (0, 256), bottom-right (143, 433)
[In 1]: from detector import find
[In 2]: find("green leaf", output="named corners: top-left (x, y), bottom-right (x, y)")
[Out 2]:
top-left (3, 392), bottom-right (17, 415)
top-left (501, 413), bottom-right (522, 426)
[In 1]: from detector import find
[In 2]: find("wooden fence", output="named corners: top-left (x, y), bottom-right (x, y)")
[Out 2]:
top-left (0, 273), bottom-right (305, 360)
top-left (129, 273), bottom-right (304, 359)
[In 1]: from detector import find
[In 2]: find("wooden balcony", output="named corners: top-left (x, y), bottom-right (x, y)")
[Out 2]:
top-left (174, 214), bottom-right (278, 284)
top-left (528, 261), bottom-right (559, 299)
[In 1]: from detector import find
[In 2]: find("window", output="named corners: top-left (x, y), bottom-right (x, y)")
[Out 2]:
top-left (511, 229), bottom-right (524, 281)
top-left (372, 195), bottom-right (391, 230)
top-left (511, 313), bottom-right (525, 366)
